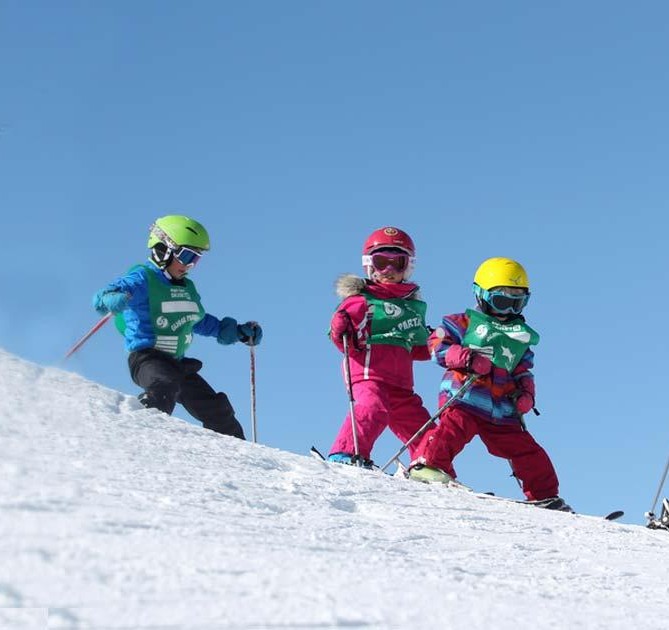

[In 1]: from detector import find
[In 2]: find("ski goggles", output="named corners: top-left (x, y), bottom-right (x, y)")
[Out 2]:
top-left (477, 287), bottom-right (530, 315)
top-left (172, 245), bottom-right (203, 267)
top-left (363, 251), bottom-right (410, 272)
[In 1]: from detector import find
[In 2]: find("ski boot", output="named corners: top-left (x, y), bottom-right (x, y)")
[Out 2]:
top-left (327, 452), bottom-right (375, 470)
top-left (407, 464), bottom-right (472, 491)
top-left (529, 496), bottom-right (575, 513)
top-left (646, 498), bottom-right (669, 530)
top-left (137, 389), bottom-right (175, 414)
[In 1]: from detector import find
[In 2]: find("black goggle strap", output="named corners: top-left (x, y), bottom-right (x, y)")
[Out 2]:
top-left (150, 243), bottom-right (173, 267)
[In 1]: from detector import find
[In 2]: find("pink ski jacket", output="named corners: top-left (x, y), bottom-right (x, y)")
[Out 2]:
top-left (329, 275), bottom-right (430, 390)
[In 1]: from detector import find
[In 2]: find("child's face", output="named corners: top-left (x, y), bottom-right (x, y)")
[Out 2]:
top-left (374, 268), bottom-right (404, 284)
top-left (166, 258), bottom-right (191, 279)
top-left (165, 246), bottom-right (203, 279)
top-left (368, 249), bottom-right (409, 284)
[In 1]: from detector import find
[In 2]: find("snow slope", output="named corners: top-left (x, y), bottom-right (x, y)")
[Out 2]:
top-left (1, 348), bottom-right (668, 630)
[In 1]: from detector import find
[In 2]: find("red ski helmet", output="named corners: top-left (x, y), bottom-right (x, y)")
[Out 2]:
top-left (361, 227), bottom-right (416, 280)
top-left (362, 226), bottom-right (415, 256)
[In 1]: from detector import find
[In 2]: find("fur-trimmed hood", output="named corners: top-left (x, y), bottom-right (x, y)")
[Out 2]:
top-left (335, 274), bottom-right (421, 300)
top-left (335, 274), bottom-right (367, 299)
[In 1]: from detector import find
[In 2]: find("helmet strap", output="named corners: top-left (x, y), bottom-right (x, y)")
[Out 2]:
top-left (150, 243), bottom-right (173, 268)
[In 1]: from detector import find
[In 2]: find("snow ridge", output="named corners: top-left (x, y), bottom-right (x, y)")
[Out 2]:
top-left (1, 349), bottom-right (668, 629)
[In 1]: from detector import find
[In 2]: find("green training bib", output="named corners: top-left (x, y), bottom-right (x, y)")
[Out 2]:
top-left (363, 292), bottom-right (428, 351)
top-left (462, 308), bottom-right (539, 371)
top-left (115, 265), bottom-right (205, 358)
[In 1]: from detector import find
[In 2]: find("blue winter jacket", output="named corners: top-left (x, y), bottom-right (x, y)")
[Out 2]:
top-left (99, 263), bottom-right (239, 353)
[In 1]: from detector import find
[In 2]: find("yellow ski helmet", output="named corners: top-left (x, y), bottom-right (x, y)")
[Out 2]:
top-left (473, 257), bottom-right (529, 290)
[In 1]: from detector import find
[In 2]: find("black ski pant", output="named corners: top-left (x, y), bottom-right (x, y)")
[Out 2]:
top-left (128, 348), bottom-right (245, 439)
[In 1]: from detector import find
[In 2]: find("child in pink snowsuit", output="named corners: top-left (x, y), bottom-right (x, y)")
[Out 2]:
top-left (327, 227), bottom-right (432, 467)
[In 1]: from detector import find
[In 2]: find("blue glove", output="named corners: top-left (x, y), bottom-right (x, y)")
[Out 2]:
top-left (237, 321), bottom-right (263, 346)
top-left (217, 317), bottom-right (239, 345)
top-left (93, 290), bottom-right (129, 316)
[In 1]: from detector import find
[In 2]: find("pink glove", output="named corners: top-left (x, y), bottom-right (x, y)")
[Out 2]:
top-left (444, 345), bottom-right (492, 375)
top-left (331, 310), bottom-right (359, 349)
top-left (515, 392), bottom-right (535, 415)
top-left (469, 353), bottom-right (492, 375)
top-left (514, 376), bottom-right (536, 415)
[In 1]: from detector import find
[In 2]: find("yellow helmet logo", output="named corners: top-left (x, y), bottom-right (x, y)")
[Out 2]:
top-left (474, 257), bottom-right (529, 290)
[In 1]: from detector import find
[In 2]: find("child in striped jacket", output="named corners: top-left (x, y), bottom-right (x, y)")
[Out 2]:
top-left (408, 257), bottom-right (572, 512)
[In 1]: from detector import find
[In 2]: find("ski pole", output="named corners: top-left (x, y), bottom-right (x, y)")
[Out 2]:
top-left (647, 451), bottom-right (669, 522)
top-left (249, 343), bottom-right (257, 444)
top-left (63, 313), bottom-right (113, 362)
top-left (342, 335), bottom-right (362, 465)
top-left (507, 460), bottom-right (523, 490)
top-left (507, 415), bottom-right (528, 490)
top-left (380, 373), bottom-right (478, 473)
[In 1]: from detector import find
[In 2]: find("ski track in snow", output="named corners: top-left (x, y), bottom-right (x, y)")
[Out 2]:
top-left (1, 349), bottom-right (669, 629)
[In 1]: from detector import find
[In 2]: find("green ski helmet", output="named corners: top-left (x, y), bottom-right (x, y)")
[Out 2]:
top-left (148, 215), bottom-right (210, 250)
top-left (148, 215), bottom-right (210, 268)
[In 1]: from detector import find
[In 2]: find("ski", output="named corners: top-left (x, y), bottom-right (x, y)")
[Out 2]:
top-left (310, 446), bottom-right (400, 476)
top-left (312, 447), bottom-right (624, 521)
top-left (447, 486), bottom-right (624, 520)
top-left (310, 445), bottom-right (327, 461)
top-left (405, 466), bottom-right (624, 520)
top-left (476, 492), bottom-right (625, 521)
top-left (444, 487), bottom-right (624, 520)
top-left (605, 510), bottom-right (625, 521)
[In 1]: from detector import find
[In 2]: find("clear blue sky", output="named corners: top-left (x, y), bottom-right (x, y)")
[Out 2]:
top-left (2, 1), bottom-right (667, 524)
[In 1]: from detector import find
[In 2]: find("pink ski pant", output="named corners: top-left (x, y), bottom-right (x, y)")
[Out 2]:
top-left (329, 380), bottom-right (431, 461)
top-left (417, 405), bottom-right (559, 501)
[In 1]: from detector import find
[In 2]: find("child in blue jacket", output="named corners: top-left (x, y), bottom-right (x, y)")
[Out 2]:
top-left (92, 215), bottom-right (262, 438)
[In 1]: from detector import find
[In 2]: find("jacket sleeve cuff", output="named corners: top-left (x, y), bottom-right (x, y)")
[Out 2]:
top-left (216, 317), bottom-right (239, 345)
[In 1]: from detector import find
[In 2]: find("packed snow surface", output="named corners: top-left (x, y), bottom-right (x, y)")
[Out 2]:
top-left (1, 349), bottom-right (668, 629)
